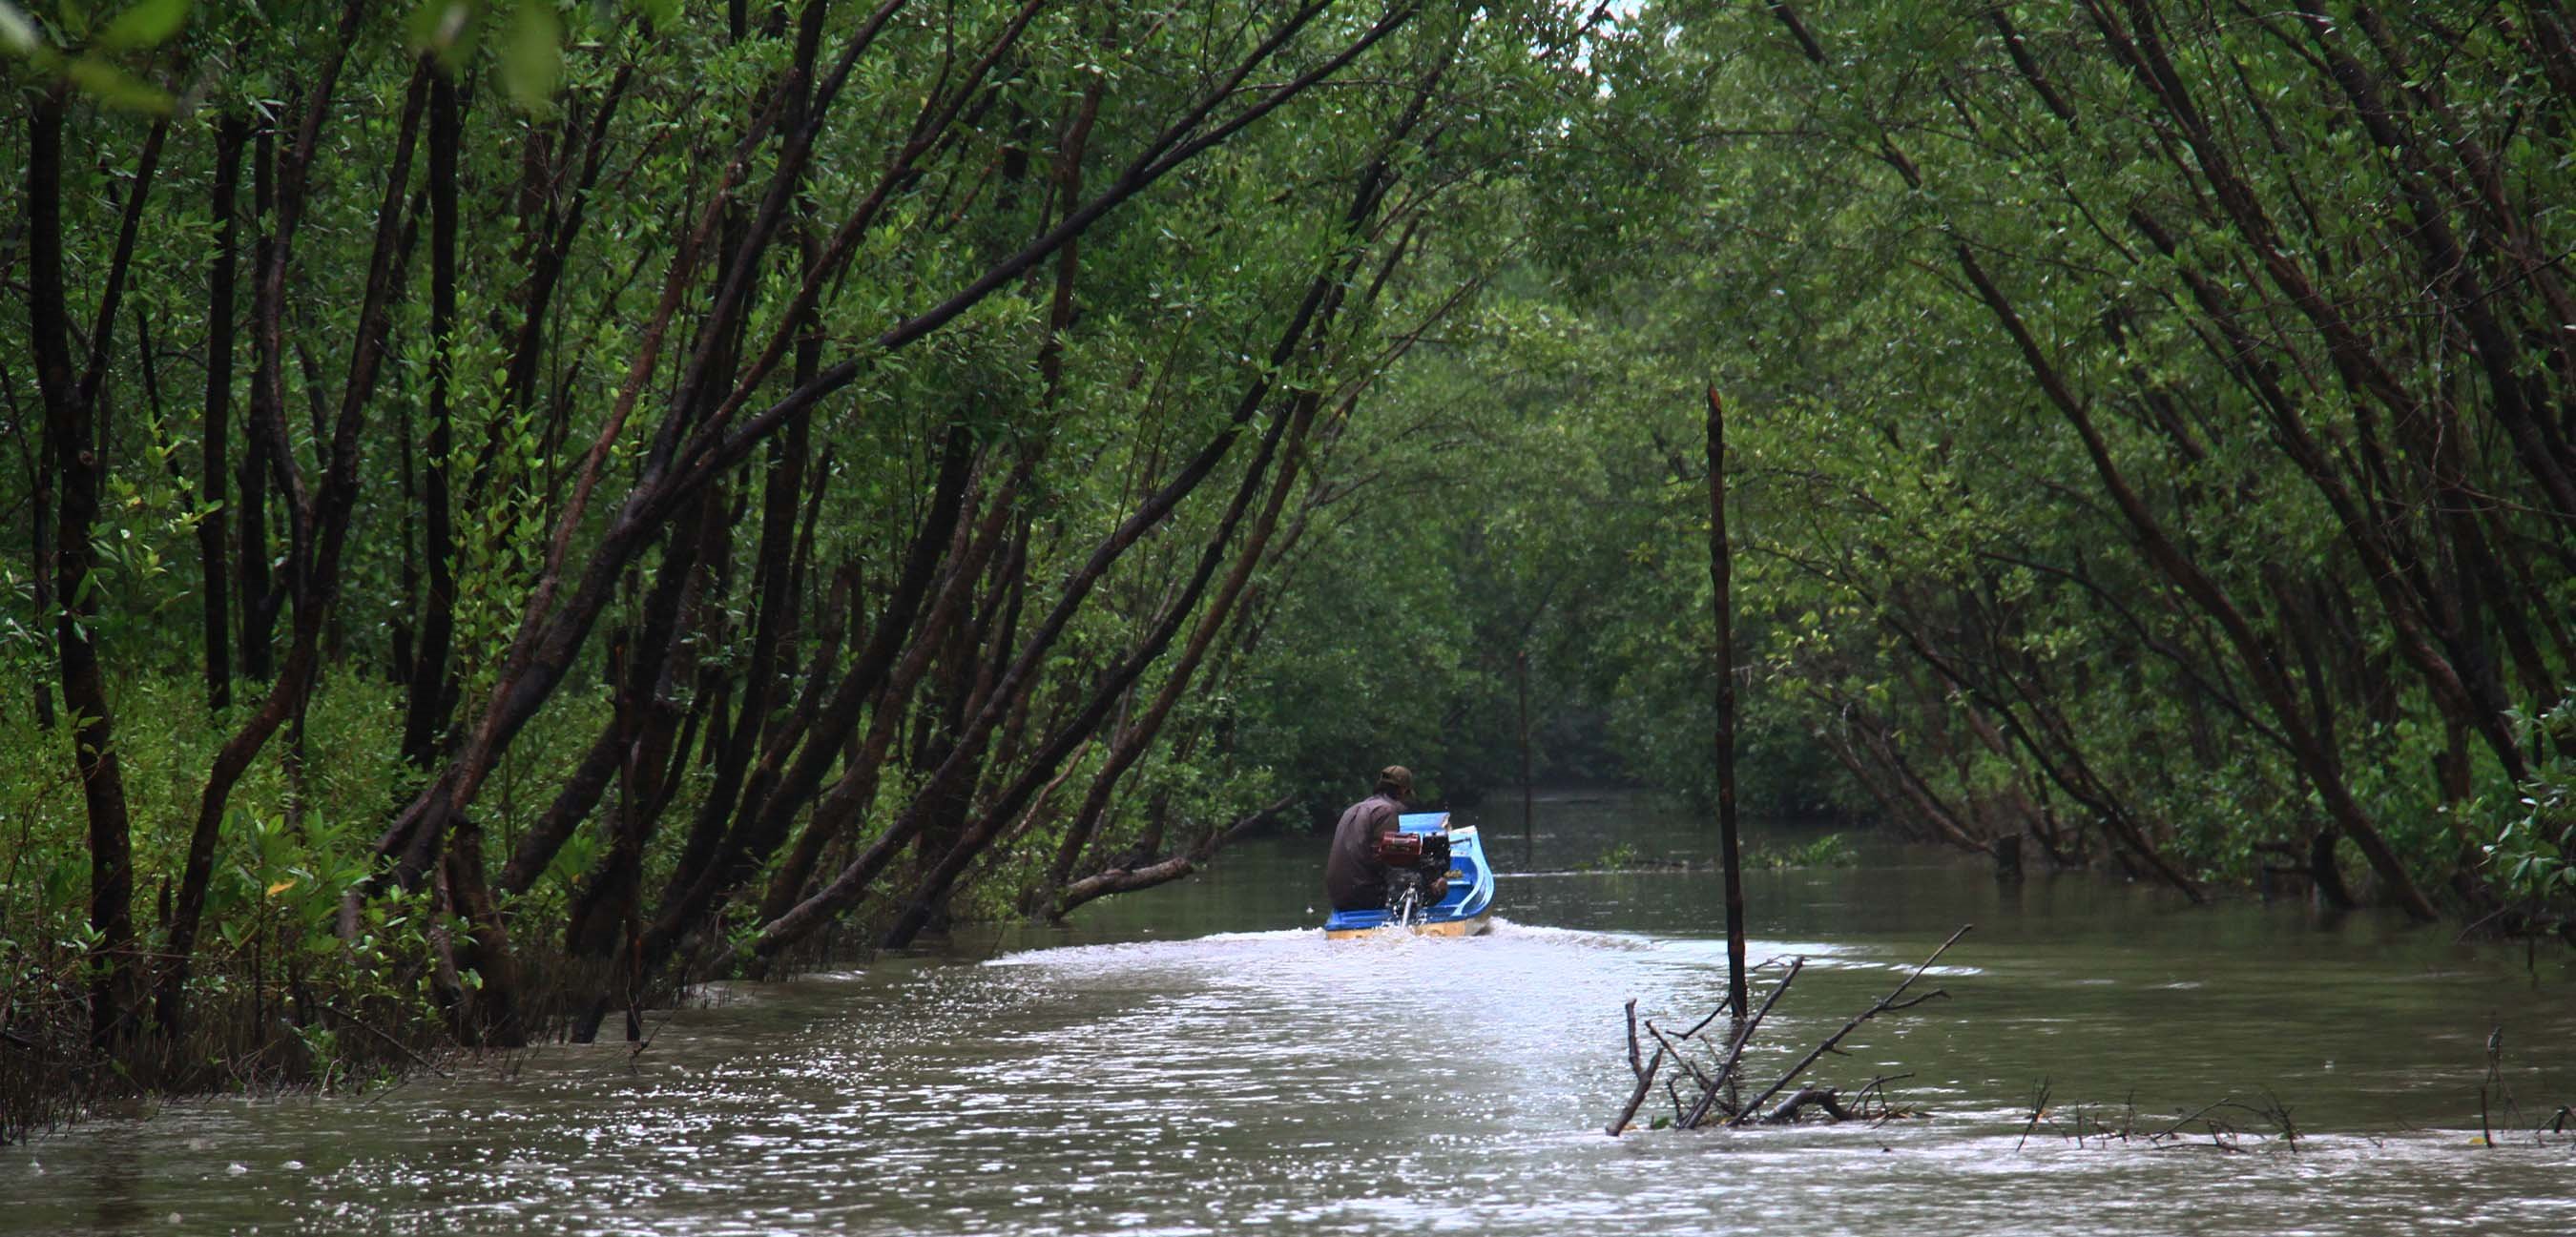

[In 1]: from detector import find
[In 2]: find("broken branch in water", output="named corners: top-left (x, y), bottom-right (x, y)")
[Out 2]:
top-left (1647, 1021), bottom-right (1722, 1098)
top-left (1762, 1085), bottom-right (1856, 1124)
top-left (1676, 955), bottom-right (1802, 1130)
top-left (1607, 925), bottom-right (1966, 1135)
top-left (1726, 924), bottom-right (1968, 1127)
top-left (2027, 1093), bottom-right (2289, 1152)
top-left (2016, 1079), bottom-right (2051, 1153)
top-left (1605, 999), bottom-right (1669, 1136)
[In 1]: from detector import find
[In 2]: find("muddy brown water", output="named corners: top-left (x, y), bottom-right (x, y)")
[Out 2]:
top-left (9, 791), bottom-right (2573, 1234)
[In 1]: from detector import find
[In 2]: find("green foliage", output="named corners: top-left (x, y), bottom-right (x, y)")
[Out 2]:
top-left (4, 0), bottom-right (1617, 1067)
top-left (0, 0), bottom-right (186, 113)
top-left (0, 672), bottom-right (465, 1092)
top-left (2475, 694), bottom-right (2576, 905)
top-left (1455, 0), bottom-right (2571, 924)
top-left (1584, 841), bottom-right (1646, 872)
top-left (93, 0), bottom-right (186, 52)
top-left (1749, 833), bottom-right (1858, 871)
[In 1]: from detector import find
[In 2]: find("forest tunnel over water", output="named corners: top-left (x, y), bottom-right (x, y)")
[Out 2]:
top-left (4, 0), bottom-right (2575, 1216)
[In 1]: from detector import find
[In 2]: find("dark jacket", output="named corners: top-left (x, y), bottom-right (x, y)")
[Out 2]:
top-left (1324, 792), bottom-right (1407, 911)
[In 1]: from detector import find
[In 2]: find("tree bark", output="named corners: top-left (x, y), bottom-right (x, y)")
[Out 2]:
top-left (28, 90), bottom-right (166, 1049)
top-left (1708, 386), bottom-right (1748, 1019)
top-left (198, 115), bottom-right (248, 711)
top-left (402, 69), bottom-right (464, 764)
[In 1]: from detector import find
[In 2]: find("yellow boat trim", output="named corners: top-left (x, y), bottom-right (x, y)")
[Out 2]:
top-left (1324, 915), bottom-right (1492, 941)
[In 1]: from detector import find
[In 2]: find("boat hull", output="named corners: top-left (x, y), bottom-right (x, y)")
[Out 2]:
top-left (1323, 914), bottom-right (1491, 941)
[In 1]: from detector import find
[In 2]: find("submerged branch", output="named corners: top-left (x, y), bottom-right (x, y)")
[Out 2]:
top-left (1610, 930), bottom-right (1963, 1137)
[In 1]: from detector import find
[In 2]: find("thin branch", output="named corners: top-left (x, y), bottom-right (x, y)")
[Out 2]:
top-left (1728, 926), bottom-right (1971, 1127)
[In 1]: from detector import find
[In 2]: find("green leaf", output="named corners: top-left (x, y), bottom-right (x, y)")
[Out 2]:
top-left (500, 0), bottom-right (559, 113)
top-left (0, 1), bottom-right (47, 56)
top-left (635, 0), bottom-right (680, 27)
top-left (409, 0), bottom-right (475, 68)
top-left (65, 52), bottom-right (171, 112)
top-left (93, 0), bottom-right (184, 51)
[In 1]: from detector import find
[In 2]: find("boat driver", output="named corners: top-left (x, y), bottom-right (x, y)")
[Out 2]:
top-left (1324, 765), bottom-right (1447, 912)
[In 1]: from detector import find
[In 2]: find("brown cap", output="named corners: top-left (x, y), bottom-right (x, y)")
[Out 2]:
top-left (1375, 765), bottom-right (1414, 794)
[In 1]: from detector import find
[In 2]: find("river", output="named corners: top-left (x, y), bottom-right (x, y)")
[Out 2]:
top-left (9, 790), bottom-right (2573, 1233)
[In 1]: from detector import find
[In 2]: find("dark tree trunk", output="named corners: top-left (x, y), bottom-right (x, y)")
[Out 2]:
top-left (199, 115), bottom-right (249, 711)
top-left (240, 114), bottom-right (281, 685)
top-left (1047, 392), bottom-right (1316, 907)
top-left (28, 90), bottom-right (165, 1050)
top-left (403, 70), bottom-right (464, 764)
top-left (164, 34), bottom-right (427, 1034)
top-left (1708, 387), bottom-right (1747, 1020)
top-left (641, 426), bottom-right (978, 968)
top-left (880, 361), bottom-right (1320, 948)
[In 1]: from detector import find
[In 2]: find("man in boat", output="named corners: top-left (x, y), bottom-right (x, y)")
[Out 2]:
top-left (1324, 765), bottom-right (1447, 912)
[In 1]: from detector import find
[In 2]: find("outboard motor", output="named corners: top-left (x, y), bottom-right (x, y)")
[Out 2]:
top-left (1370, 830), bottom-right (1451, 920)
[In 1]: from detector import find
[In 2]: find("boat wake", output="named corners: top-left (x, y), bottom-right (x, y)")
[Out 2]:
top-left (982, 917), bottom-right (1665, 976)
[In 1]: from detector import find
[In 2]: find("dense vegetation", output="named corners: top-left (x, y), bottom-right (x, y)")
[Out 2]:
top-left (1554, 0), bottom-right (2576, 927)
top-left (3, 0), bottom-right (2571, 1128)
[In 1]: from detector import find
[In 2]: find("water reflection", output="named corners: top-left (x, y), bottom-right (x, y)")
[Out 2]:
top-left (83, 1125), bottom-right (149, 1233)
top-left (5, 791), bottom-right (2572, 1234)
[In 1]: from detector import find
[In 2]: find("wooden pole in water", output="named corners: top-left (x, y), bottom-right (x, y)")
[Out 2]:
top-left (1518, 649), bottom-right (1534, 866)
top-left (1707, 386), bottom-right (1747, 1019)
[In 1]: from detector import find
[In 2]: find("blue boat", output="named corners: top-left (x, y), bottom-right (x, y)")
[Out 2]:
top-left (1322, 812), bottom-right (1496, 938)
